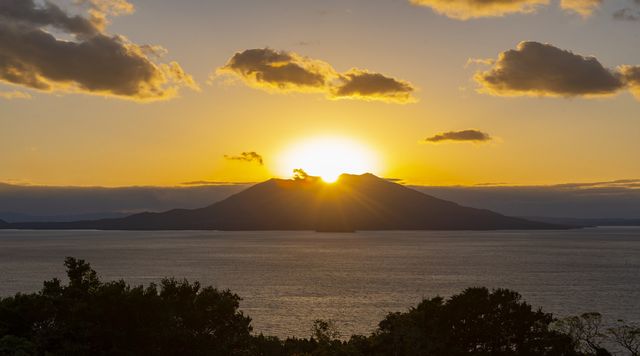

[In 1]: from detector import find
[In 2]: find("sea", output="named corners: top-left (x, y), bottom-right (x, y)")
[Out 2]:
top-left (0, 228), bottom-right (638, 339)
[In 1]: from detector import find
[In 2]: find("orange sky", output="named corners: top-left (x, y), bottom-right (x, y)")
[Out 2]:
top-left (1, 0), bottom-right (639, 187)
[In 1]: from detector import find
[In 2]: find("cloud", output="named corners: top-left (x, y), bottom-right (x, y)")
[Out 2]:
top-left (0, 0), bottom-right (197, 101)
top-left (415, 180), bottom-right (640, 219)
top-left (180, 181), bottom-right (255, 186)
top-left (224, 152), bottom-right (264, 165)
top-left (0, 90), bottom-right (31, 99)
top-left (293, 168), bottom-right (312, 180)
top-left (0, 0), bottom-right (100, 36)
top-left (619, 65), bottom-right (640, 99)
top-left (385, 178), bottom-right (406, 184)
top-left (560, 0), bottom-right (602, 17)
top-left (75, 0), bottom-right (135, 30)
top-left (613, 1), bottom-right (640, 21)
top-left (613, 7), bottom-right (640, 21)
top-left (217, 48), bottom-right (415, 103)
top-left (408, 0), bottom-right (549, 20)
top-left (3, 180), bottom-right (638, 220)
top-left (409, 0), bottom-right (605, 19)
top-left (474, 41), bottom-right (629, 98)
top-left (425, 129), bottom-right (492, 143)
top-left (552, 179), bottom-right (640, 190)
top-left (331, 69), bottom-right (415, 103)
top-left (0, 182), bottom-right (248, 218)
top-left (217, 48), bottom-right (334, 93)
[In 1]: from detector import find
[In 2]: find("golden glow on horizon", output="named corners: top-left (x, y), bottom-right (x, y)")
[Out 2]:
top-left (3, 1), bottom-right (640, 188)
top-left (278, 137), bottom-right (380, 183)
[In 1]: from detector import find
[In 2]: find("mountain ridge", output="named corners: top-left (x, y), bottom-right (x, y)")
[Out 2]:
top-left (2, 174), bottom-right (567, 231)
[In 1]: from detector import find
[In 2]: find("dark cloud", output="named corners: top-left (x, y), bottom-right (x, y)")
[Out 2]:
top-left (0, 0), bottom-right (99, 36)
top-left (331, 70), bottom-right (415, 103)
top-left (217, 48), bottom-right (416, 103)
top-left (415, 179), bottom-right (640, 219)
top-left (180, 181), bottom-right (255, 186)
top-left (2, 179), bottom-right (638, 221)
top-left (224, 152), bottom-right (264, 165)
top-left (474, 41), bottom-right (628, 98)
top-left (293, 168), bottom-right (311, 180)
top-left (425, 130), bottom-right (492, 143)
top-left (552, 179), bottom-right (640, 189)
top-left (613, 8), bottom-right (640, 21)
top-left (613, 0), bottom-right (640, 21)
top-left (217, 48), bottom-right (333, 92)
top-left (0, 182), bottom-right (248, 219)
top-left (385, 178), bottom-right (406, 184)
top-left (0, 0), bottom-right (196, 101)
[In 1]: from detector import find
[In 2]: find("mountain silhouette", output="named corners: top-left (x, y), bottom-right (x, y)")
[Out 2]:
top-left (3, 174), bottom-right (565, 231)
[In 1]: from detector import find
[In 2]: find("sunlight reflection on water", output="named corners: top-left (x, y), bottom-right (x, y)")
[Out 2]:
top-left (0, 228), bottom-right (639, 338)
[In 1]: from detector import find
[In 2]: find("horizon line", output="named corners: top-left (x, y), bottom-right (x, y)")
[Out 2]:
top-left (2, 176), bottom-right (640, 190)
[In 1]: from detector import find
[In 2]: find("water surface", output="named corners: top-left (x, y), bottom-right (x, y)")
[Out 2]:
top-left (0, 228), bottom-right (638, 338)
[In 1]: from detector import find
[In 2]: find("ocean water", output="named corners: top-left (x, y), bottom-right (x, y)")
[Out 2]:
top-left (0, 228), bottom-right (639, 338)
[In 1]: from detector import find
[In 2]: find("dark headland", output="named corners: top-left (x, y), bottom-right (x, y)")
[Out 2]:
top-left (2, 173), bottom-right (567, 231)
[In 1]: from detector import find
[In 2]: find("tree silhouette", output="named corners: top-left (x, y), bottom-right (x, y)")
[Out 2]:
top-left (554, 313), bottom-right (611, 355)
top-left (0, 257), bottom-right (253, 355)
top-left (608, 320), bottom-right (640, 356)
top-left (366, 287), bottom-right (579, 356)
top-left (0, 259), bottom-right (625, 356)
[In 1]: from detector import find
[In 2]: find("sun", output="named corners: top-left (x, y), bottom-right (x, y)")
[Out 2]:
top-left (278, 137), bottom-right (379, 183)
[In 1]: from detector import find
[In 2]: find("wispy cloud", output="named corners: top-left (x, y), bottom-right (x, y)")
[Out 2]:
top-left (612, 0), bottom-right (640, 21)
top-left (552, 179), bottom-right (640, 190)
top-left (425, 129), bottom-right (492, 143)
top-left (2, 179), bottom-right (638, 220)
top-left (0, 90), bottom-right (31, 100)
top-left (409, 0), bottom-right (604, 19)
top-left (75, 0), bottom-right (136, 30)
top-left (216, 48), bottom-right (416, 103)
top-left (409, 0), bottom-right (548, 20)
top-left (0, 0), bottom-right (197, 101)
top-left (414, 179), bottom-right (640, 219)
top-left (560, 0), bottom-right (602, 17)
top-left (224, 151), bottom-right (264, 165)
top-left (613, 7), bottom-right (640, 21)
top-left (180, 181), bottom-right (255, 186)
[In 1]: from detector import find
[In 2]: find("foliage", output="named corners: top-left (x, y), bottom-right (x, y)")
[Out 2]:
top-left (363, 287), bottom-right (578, 356)
top-left (2, 258), bottom-right (638, 355)
top-left (255, 288), bottom-right (583, 356)
top-left (554, 313), bottom-right (611, 355)
top-left (608, 320), bottom-right (640, 356)
top-left (0, 257), bottom-right (253, 355)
